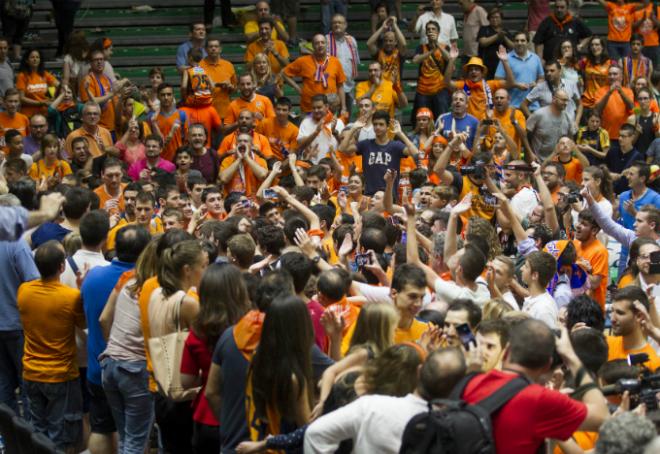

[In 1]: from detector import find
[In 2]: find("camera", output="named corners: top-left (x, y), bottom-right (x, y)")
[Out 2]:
top-left (355, 253), bottom-right (371, 268)
top-left (263, 189), bottom-right (277, 199)
top-left (460, 165), bottom-right (486, 179)
top-left (601, 354), bottom-right (660, 410)
top-left (566, 191), bottom-right (583, 204)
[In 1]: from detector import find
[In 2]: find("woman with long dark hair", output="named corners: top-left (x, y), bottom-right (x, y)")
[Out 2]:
top-left (579, 36), bottom-right (614, 111)
top-left (181, 263), bottom-right (251, 453)
top-left (247, 295), bottom-right (314, 443)
top-left (16, 48), bottom-right (59, 117)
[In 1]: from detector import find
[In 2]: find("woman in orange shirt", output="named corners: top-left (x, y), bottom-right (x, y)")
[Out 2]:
top-left (28, 133), bottom-right (72, 188)
top-left (16, 48), bottom-right (59, 118)
top-left (579, 37), bottom-right (614, 109)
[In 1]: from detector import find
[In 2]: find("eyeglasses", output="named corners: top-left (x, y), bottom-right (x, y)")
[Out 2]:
top-left (31, 124), bottom-right (47, 128)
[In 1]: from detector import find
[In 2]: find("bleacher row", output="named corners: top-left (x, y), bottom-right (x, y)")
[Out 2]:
top-left (23, 0), bottom-right (609, 124)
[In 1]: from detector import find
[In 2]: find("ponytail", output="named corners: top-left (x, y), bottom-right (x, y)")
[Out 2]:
top-left (157, 239), bottom-right (203, 297)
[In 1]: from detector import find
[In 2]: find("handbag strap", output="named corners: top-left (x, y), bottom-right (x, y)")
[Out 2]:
top-left (173, 291), bottom-right (186, 332)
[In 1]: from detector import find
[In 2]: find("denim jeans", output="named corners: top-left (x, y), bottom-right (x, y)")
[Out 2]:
top-left (0, 330), bottom-right (24, 413)
top-left (607, 41), bottom-right (631, 61)
top-left (321, 0), bottom-right (348, 34)
top-left (412, 89), bottom-right (451, 125)
top-left (24, 378), bottom-right (83, 450)
top-left (101, 358), bottom-right (154, 454)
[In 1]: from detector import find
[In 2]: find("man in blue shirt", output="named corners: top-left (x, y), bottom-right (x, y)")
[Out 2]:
top-left (80, 225), bottom-right (151, 453)
top-left (617, 161), bottom-right (660, 274)
top-left (0, 197), bottom-right (39, 412)
top-left (435, 91), bottom-right (479, 150)
top-left (495, 32), bottom-right (544, 108)
top-left (176, 22), bottom-right (208, 73)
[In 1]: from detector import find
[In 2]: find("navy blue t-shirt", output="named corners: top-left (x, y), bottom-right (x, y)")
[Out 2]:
top-left (31, 222), bottom-right (72, 248)
top-left (356, 139), bottom-right (406, 196)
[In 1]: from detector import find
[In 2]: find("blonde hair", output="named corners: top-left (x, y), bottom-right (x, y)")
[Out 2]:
top-left (62, 232), bottom-right (82, 256)
top-left (250, 52), bottom-right (273, 87)
top-left (348, 302), bottom-right (399, 355)
top-left (158, 239), bottom-right (204, 297)
top-left (467, 217), bottom-right (501, 259)
top-left (482, 298), bottom-right (514, 321)
top-left (128, 236), bottom-right (161, 296)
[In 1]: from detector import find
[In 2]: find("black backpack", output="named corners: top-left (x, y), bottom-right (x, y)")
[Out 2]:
top-left (399, 373), bottom-right (530, 454)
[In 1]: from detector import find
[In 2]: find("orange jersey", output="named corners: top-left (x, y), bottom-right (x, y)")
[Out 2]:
top-left (64, 126), bottom-right (113, 158)
top-left (150, 108), bottom-right (188, 162)
top-left (594, 85), bottom-right (634, 140)
top-left (454, 79), bottom-right (506, 120)
top-left (607, 335), bottom-right (660, 372)
top-left (16, 70), bottom-right (58, 118)
top-left (377, 48), bottom-right (403, 91)
top-left (180, 105), bottom-right (221, 148)
top-left (395, 318), bottom-right (430, 343)
top-left (580, 59), bottom-right (613, 108)
top-left (29, 159), bottom-right (72, 181)
top-left (574, 238), bottom-right (609, 310)
top-left (634, 4), bottom-right (660, 46)
top-left (185, 66), bottom-right (213, 107)
top-left (255, 117), bottom-right (299, 160)
top-left (555, 155), bottom-right (584, 184)
top-left (283, 55), bottom-right (347, 112)
top-left (488, 108), bottom-right (526, 151)
top-left (80, 72), bottom-right (117, 132)
top-left (0, 112), bottom-right (29, 147)
top-left (94, 183), bottom-right (126, 216)
top-left (225, 94), bottom-right (275, 128)
top-left (245, 40), bottom-right (290, 74)
top-left (199, 57), bottom-right (237, 118)
top-left (416, 44), bottom-right (447, 95)
top-left (605, 2), bottom-right (638, 43)
top-left (355, 80), bottom-right (399, 118)
top-left (219, 151), bottom-right (267, 197)
top-left (218, 130), bottom-right (273, 158)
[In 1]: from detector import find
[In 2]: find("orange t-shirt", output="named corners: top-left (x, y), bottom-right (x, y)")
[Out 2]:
top-left (607, 335), bottom-right (660, 372)
top-left (94, 183), bottom-right (126, 216)
top-left (574, 238), bottom-right (609, 310)
top-left (580, 59), bottom-right (612, 108)
top-left (355, 80), bottom-right (399, 117)
top-left (0, 112), bottom-right (30, 146)
top-left (255, 117), bottom-right (299, 160)
top-left (151, 108), bottom-right (188, 162)
top-left (605, 2), bottom-right (638, 43)
top-left (16, 71), bottom-right (58, 118)
top-left (184, 66), bottom-right (213, 107)
top-left (553, 432), bottom-right (598, 454)
top-left (180, 105), bottom-right (221, 148)
top-left (29, 159), bottom-right (73, 181)
top-left (634, 4), bottom-right (660, 47)
top-left (219, 151), bottom-right (267, 197)
top-left (80, 72), bottom-right (117, 132)
top-left (555, 155), bottom-right (583, 184)
top-left (394, 318), bottom-right (430, 343)
top-left (138, 276), bottom-right (160, 391)
top-left (199, 57), bottom-right (237, 118)
top-left (225, 94), bottom-right (275, 128)
top-left (64, 126), bottom-right (113, 158)
top-left (283, 55), bottom-right (347, 112)
top-left (335, 149), bottom-right (362, 178)
top-left (416, 44), bottom-right (447, 95)
top-left (18, 280), bottom-right (84, 383)
top-left (454, 79), bottom-right (506, 120)
top-left (245, 40), bottom-right (290, 74)
top-left (594, 85), bottom-right (634, 139)
top-left (488, 108), bottom-right (526, 151)
top-left (218, 130), bottom-right (273, 158)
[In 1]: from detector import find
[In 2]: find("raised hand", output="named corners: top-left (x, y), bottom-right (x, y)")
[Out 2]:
top-left (451, 193), bottom-right (473, 215)
top-left (449, 43), bottom-right (460, 60)
top-left (496, 45), bottom-right (509, 61)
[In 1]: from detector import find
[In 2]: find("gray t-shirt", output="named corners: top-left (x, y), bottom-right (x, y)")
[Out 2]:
top-left (526, 106), bottom-right (575, 160)
top-left (647, 138), bottom-right (660, 164)
top-left (0, 60), bottom-right (14, 98)
top-left (525, 79), bottom-right (580, 121)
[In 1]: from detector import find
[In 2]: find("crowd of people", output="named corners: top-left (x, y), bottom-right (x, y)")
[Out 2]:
top-left (3, 0), bottom-right (660, 453)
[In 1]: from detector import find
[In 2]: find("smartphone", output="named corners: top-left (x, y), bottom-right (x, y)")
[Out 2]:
top-left (339, 185), bottom-right (349, 194)
top-left (456, 323), bottom-right (476, 349)
top-left (355, 253), bottom-right (371, 268)
top-left (650, 251), bottom-right (660, 274)
top-left (239, 199), bottom-right (252, 209)
top-left (263, 189), bottom-right (277, 199)
top-left (482, 119), bottom-right (493, 126)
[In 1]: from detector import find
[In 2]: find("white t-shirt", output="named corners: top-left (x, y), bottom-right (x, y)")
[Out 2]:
top-left (415, 11), bottom-right (458, 46)
top-left (511, 186), bottom-right (539, 221)
top-left (60, 249), bottom-right (109, 288)
top-left (434, 276), bottom-right (491, 307)
top-left (522, 291), bottom-right (558, 328)
top-left (297, 115), bottom-right (345, 164)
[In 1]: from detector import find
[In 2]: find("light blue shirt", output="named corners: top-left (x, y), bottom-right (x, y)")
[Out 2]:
top-left (495, 51), bottom-right (544, 107)
top-left (176, 41), bottom-right (207, 69)
top-left (0, 206), bottom-right (28, 242)
top-left (0, 239), bottom-right (40, 331)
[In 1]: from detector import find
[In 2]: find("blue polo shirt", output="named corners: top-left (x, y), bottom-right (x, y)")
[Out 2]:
top-left (619, 188), bottom-right (660, 230)
top-left (495, 51), bottom-right (544, 107)
top-left (80, 259), bottom-right (135, 385)
top-left (435, 112), bottom-right (479, 150)
top-left (0, 240), bottom-right (39, 331)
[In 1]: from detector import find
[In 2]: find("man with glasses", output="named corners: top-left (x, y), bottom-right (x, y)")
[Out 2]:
top-left (541, 162), bottom-right (566, 203)
top-left (64, 102), bottom-right (113, 158)
top-left (23, 114), bottom-right (48, 156)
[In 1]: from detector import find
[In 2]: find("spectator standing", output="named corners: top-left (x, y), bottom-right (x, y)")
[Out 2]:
top-left (0, 38), bottom-right (14, 98)
top-left (187, 124), bottom-right (219, 184)
top-left (521, 60), bottom-right (582, 123)
top-left (477, 8), bottom-right (514, 77)
top-left (0, 89), bottom-right (30, 147)
top-left (176, 22), bottom-right (208, 74)
top-left (414, 0), bottom-right (458, 46)
top-left (18, 240), bottom-right (86, 452)
top-left (219, 132), bottom-right (268, 197)
top-left (203, 0), bottom-right (236, 30)
top-left (31, 187), bottom-right (90, 248)
top-left (127, 135), bottom-right (176, 182)
top-left (411, 21), bottom-right (451, 120)
top-left (16, 48), bottom-right (59, 118)
top-left (574, 209), bottom-right (609, 310)
top-left (0, 0), bottom-right (32, 60)
top-left (0, 195), bottom-right (39, 413)
top-left (64, 102), bottom-right (113, 158)
top-left (608, 124), bottom-right (645, 194)
top-left (580, 36), bottom-right (615, 110)
top-left (23, 114), bottom-right (49, 156)
top-left (597, 0), bottom-right (646, 60)
top-left (199, 38), bottom-right (236, 120)
top-left (526, 90), bottom-right (575, 160)
top-left (435, 91), bottom-right (479, 150)
top-left (255, 96), bottom-right (299, 161)
top-left (243, 1), bottom-right (289, 44)
top-left (51, 0), bottom-right (81, 58)
top-left (326, 14), bottom-right (360, 113)
top-left (459, 0), bottom-right (488, 58)
top-left (222, 73), bottom-right (275, 136)
top-left (321, 0), bottom-right (348, 35)
top-left (148, 83), bottom-right (188, 162)
top-left (533, 0), bottom-right (592, 64)
top-left (367, 17), bottom-right (408, 95)
top-left (282, 34), bottom-right (347, 114)
top-left (495, 32), bottom-right (544, 108)
top-left (245, 18), bottom-right (289, 75)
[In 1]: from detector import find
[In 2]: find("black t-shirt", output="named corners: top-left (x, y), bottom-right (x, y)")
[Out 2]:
top-left (356, 138), bottom-right (406, 196)
top-left (477, 26), bottom-right (512, 77)
top-left (533, 16), bottom-right (592, 62)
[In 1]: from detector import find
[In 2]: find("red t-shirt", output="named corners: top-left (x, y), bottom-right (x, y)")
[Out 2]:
top-left (307, 299), bottom-right (327, 352)
top-left (180, 330), bottom-right (219, 426)
top-left (462, 370), bottom-right (587, 454)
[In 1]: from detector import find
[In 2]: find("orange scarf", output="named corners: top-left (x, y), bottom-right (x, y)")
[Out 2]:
top-left (550, 13), bottom-right (573, 31)
top-left (233, 310), bottom-right (264, 361)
